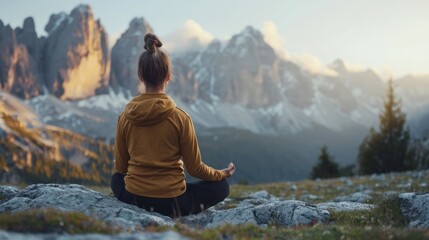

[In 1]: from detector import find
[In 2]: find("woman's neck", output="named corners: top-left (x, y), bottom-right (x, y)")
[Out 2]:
top-left (145, 86), bottom-right (165, 94)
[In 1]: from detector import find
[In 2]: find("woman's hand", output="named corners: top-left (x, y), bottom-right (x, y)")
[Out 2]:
top-left (223, 162), bottom-right (236, 177)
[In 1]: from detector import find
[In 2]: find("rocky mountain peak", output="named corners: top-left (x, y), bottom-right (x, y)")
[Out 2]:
top-left (0, 19), bottom-right (42, 99)
top-left (43, 4), bottom-right (110, 99)
top-left (109, 17), bottom-right (153, 95)
top-left (241, 25), bottom-right (263, 39)
top-left (70, 4), bottom-right (93, 16)
top-left (22, 17), bottom-right (36, 33)
top-left (1, 24), bottom-right (15, 43)
top-left (129, 17), bottom-right (152, 33)
top-left (330, 59), bottom-right (347, 73)
top-left (223, 25), bottom-right (276, 65)
top-left (45, 12), bottom-right (71, 35)
top-left (171, 25), bottom-right (281, 108)
top-left (228, 26), bottom-right (268, 49)
top-left (17, 17), bottom-right (40, 59)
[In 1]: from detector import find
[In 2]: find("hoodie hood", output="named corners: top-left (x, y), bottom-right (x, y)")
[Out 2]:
top-left (124, 93), bottom-right (176, 126)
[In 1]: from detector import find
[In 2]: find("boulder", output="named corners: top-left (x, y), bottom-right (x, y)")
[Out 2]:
top-left (0, 184), bottom-right (174, 231)
top-left (0, 184), bottom-right (334, 231)
top-left (399, 192), bottom-right (429, 228)
top-left (180, 199), bottom-right (330, 228)
top-left (0, 186), bottom-right (20, 202)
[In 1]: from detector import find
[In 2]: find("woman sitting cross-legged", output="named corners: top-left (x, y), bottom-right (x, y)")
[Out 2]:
top-left (111, 33), bottom-right (236, 218)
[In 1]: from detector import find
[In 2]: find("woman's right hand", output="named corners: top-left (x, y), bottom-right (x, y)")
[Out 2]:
top-left (223, 162), bottom-right (236, 177)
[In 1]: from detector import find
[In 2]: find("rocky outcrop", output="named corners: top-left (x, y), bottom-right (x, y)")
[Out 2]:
top-left (0, 18), bottom-right (43, 99)
top-left (0, 184), bottom-right (338, 230)
top-left (110, 17), bottom-right (153, 95)
top-left (0, 184), bottom-right (173, 231)
top-left (316, 202), bottom-right (374, 212)
top-left (0, 186), bottom-right (20, 202)
top-left (16, 18), bottom-right (43, 67)
top-left (181, 198), bottom-right (330, 228)
top-left (43, 4), bottom-right (110, 100)
top-left (0, 230), bottom-right (189, 240)
top-left (332, 191), bottom-right (373, 203)
top-left (399, 192), bottom-right (429, 228)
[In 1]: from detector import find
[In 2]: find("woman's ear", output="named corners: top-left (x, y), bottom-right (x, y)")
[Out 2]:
top-left (166, 72), bottom-right (171, 82)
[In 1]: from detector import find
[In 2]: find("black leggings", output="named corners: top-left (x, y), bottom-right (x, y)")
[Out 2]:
top-left (111, 172), bottom-right (229, 218)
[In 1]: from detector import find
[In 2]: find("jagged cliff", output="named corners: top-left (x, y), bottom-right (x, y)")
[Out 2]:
top-left (0, 5), bottom-right (110, 100)
top-left (43, 4), bottom-right (110, 99)
top-left (0, 18), bottom-right (43, 99)
top-left (110, 17), bottom-right (153, 95)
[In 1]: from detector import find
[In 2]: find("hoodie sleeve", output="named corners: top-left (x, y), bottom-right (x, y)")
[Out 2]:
top-left (114, 114), bottom-right (130, 174)
top-left (180, 116), bottom-right (228, 181)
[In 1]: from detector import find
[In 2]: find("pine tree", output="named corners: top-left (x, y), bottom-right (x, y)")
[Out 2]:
top-left (358, 79), bottom-right (416, 174)
top-left (310, 145), bottom-right (340, 179)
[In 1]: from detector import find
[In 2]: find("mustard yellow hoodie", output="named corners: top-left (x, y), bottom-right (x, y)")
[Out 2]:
top-left (115, 93), bottom-right (228, 198)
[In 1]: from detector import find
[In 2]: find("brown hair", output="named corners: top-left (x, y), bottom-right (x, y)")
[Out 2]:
top-left (137, 33), bottom-right (171, 87)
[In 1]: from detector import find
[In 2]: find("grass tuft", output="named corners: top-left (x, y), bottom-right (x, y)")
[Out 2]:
top-left (331, 196), bottom-right (408, 227)
top-left (0, 208), bottom-right (118, 234)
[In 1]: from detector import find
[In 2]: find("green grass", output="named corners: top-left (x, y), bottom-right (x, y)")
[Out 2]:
top-left (226, 172), bottom-right (429, 204)
top-left (0, 208), bottom-right (118, 234)
top-left (142, 195), bottom-right (427, 239)
top-left (145, 223), bottom-right (429, 240)
top-left (331, 197), bottom-right (408, 227)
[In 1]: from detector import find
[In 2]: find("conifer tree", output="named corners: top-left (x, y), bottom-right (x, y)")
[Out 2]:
top-left (358, 79), bottom-right (416, 174)
top-left (310, 145), bottom-right (340, 179)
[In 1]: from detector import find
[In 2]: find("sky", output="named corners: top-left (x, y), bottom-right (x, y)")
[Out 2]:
top-left (0, 0), bottom-right (428, 78)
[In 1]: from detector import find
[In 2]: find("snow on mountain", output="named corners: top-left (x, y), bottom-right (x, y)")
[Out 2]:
top-left (20, 24), bottom-right (427, 140)
top-left (26, 91), bottom-right (122, 139)
top-left (0, 13), bottom-right (424, 142)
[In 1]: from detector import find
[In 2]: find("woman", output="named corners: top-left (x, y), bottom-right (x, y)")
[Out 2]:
top-left (111, 33), bottom-right (236, 217)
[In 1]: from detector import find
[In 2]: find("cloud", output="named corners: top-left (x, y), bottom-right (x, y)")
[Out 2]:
top-left (375, 65), bottom-right (394, 81)
top-left (261, 21), bottom-right (284, 50)
top-left (290, 53), bottom-right (339, 77)
top-left (163, 20), bottom-right (214, 53)
top-left (261, 21), bottom-right (290, 59)
top-left (343, 62), bottom-right (367, 73)
top-left (260, 21), bottom-right (336, 76)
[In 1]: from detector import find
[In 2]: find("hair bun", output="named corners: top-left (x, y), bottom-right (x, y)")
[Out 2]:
top-left (144, 33), bottom-right (162, 53)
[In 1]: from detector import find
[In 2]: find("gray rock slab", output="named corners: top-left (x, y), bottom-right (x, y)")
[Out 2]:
top-left (0, 184), bottom-right (174, 231)
top-left (181, 200), bottom-right (330, 228)
top-left (1, 184), bottom-right (390, 232)
top-left (333, 191), bottom-right (372, 203)
top-left (399, 192), bottom-right (429, 228)
top-left (0, 186), bottom-right (20, 202)
top-left (317, 202), bottom-right (375, 212)
top-left (245, 190), bottom-right (277, 200)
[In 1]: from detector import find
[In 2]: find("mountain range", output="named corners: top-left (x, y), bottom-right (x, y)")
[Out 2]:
top-left (1, 4), bottom-right (428, 183)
